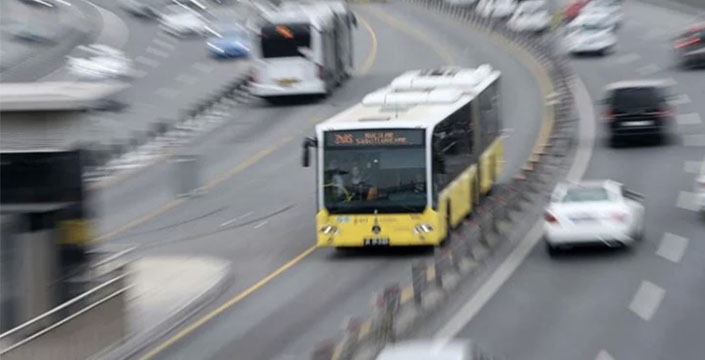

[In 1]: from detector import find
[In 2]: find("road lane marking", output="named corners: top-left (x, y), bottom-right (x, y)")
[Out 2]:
top-left (685, 160), bottom-right (702, 174)
top-left (363, 6), bottom-right (457, 66)
top-left (155, 87), bottom-right (179, 99)
top-left (357, 16), bottom-right (379, 75)
top-left (153, 37), bottom-right (176, 50)
top-left (220, 211), bottom-right (253, 227)
top-left (676, 191), bottom-right (699, 211)
top-left (636, 64), bottom-right (661, 75)
top-left (596, 350), bottom-right (616, 360)
top-left (671, 94), bottom-right (691, 105)
top-left (616, 53), bottom-right (640, 64)
top-left (628, 280), bottom-right (665, 321)
top-left (656, 233), bottom-right (689, 263)
top-left (677, 113), bottom-right (702, 126)
top-left (434, 49), bottom-right (597, 343)
top-left (146, 46), bottom-right (170, 58)
top-left (137, 246), bottom-right (317, 360)
top-left (253, 220), bottom-right (268, 229)
top-left (95, 12), bottom-right (379, 242)
top-left (136, 56), bottom-right (160, 68)
top-left (683, 134), bottom-right (705, 147)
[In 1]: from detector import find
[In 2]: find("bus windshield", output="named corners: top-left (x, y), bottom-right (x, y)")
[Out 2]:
top-left (260, 23), bottom-right (311, 58)
top-left (323, 143), bottom-right (428, 214)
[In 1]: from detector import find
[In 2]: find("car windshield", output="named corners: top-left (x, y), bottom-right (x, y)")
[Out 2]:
top-left (322, 131), bottom-right (427, 214)
top-left (610, 87), bottom-right (663, 109)
top-left (561, 187), bottom-right (610, 202)
top-left (521, 2), bottom-right (547, 14)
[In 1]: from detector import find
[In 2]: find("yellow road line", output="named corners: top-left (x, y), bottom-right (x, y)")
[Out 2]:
top-left (362, 5), bottom-right (457, 66)
top-left (400, 285), bottom-right (414, 305)
top-left (138, 246), bottom-right (317, 360)
top-left (358, 319), bottom-right (372, 340)
top-left (97, 14), bottom-right (380, 243)
top-left (137, 14), bottom-right (382, 360)
top-left (357, 16), bottom-right (378, 75)
top-left (426, 265), bottom-right (436, 282)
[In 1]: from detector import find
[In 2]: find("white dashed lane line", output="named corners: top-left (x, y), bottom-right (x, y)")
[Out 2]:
top-left (628, 280), bottom-right (665, 322)
top-left (153, 37), bottom-right (177, 50)
top-left (685, 160), bottom-right (702, 174)
top-left (671, 94), bottom-right (692, 105)
top-left (656, 233), bottom-right (689, 263)
top-left (683, 134), bottom-right (705, 147)
top-left (636, 64), bottom-right (661, 75)
top-left (676, 191), bottom-right (699, 211)
top-left (615, 53), bottom-right (641, 64)
top-left (596, 350), bottom-right (616, 360)
top-left (136, 56), bottom-right (160, 68)
top-left (146, 47), bottom-right (170, 58)
top-left (253, 220), bottom-right (268, 229)
top-left (677, 113), bottom-right (702, 126)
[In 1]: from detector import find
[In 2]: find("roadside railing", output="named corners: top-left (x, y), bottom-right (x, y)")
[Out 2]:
top-left (311, 1), bottom-right (578, 359)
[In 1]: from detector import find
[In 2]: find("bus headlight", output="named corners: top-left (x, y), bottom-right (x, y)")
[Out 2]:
top-left (414, 224), bottom-right (434, 234)
top-left (320, 225), bottom-right (338, 235)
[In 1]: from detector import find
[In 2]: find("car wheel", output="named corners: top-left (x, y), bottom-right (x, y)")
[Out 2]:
top-left (546, 242), bottom-right (559, 257)
top-left (609, 135), bottom-right (622, 148)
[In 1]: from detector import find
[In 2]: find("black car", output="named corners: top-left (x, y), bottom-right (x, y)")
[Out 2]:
top-left (673, 24), bottom-right (705, 69)
top-left (601, 80), bottom-right (674, 146)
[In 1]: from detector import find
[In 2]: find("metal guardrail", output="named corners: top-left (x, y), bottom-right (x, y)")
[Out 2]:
top-left (0, 265), bottom-right (129, 349)
top-left (311, 1), bottom-right (578, 359)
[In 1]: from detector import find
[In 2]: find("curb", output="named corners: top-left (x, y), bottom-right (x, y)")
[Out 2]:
top-left (97, 260), bottom-right (233, 360)
top-left (310, 1), bottom-right (579, 359)
top-left (0, 0), bottom-right (100, 82)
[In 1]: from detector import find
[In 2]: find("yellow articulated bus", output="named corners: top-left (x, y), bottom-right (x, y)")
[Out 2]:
top-left (301, 65), bottom-right (503, 248)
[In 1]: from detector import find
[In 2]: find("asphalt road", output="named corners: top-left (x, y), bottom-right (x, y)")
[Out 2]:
top-left (412, 2), bottom-right (705, 360)
top-left (40, 0), bottom-right (253, 145)
top-left (90, 2), bottom-right (547, 360)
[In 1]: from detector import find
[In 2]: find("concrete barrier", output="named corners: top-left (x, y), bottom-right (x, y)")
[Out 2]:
top-left (310, 1), bottom-right (579, 359)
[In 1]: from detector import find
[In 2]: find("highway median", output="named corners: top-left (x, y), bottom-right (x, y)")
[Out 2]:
top-left (309, 1), bottom-right (581, 359)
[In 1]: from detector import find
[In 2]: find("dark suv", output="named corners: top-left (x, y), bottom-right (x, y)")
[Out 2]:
top-left (601, 81), bottom-right (674, 146)
top-left (673, 24), bottom-right (705, 69)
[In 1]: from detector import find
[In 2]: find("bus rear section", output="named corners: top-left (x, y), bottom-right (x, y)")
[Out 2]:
top-left (250, 23), bottom-right (329, 99)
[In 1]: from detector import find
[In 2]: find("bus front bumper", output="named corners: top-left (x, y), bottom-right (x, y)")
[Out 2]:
top-left (316, 233), bottom-right (441, 247)
top-left (250, 81), bottom-right (326, 97)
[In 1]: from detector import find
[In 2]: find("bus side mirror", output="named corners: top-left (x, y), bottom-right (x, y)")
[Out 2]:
top-left (301, 137), bottom-right (317, 168)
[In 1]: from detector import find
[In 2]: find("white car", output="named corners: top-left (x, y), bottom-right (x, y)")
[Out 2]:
top-left (376, 340), bottom-right (497, 360)
top-left (582, 0), bottom-right (624, 28)
top-left (695, 159), bottom-right (705, 217)
top-left (564, 15), bottom-right (618, 55)
top-left (476, 0), bottom-right (518, 19)
top-left (159, 4), bottom-right (210, 37)
top-left (544, 180), bottom-right (645, 254)
top-left (507, 0), bottom-right (551, 32)
top-left (67, 44), bottom-right (136, 81)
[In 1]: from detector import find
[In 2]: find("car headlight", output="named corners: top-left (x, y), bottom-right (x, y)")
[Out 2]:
top-left (320, 225), bottom-right (338, 235)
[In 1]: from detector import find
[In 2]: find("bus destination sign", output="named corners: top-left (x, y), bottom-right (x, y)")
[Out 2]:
top-left (325, 130), bottom-right (424, 147)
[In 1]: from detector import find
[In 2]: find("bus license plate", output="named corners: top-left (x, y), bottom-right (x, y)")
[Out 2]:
top-left (277, 78), bottom-right (300, 85)
top-left (363, 237), bottom-right (390, 246)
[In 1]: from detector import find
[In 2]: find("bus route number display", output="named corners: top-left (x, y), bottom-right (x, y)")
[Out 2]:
top-left (325, 130), bottom-right (423, 147)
